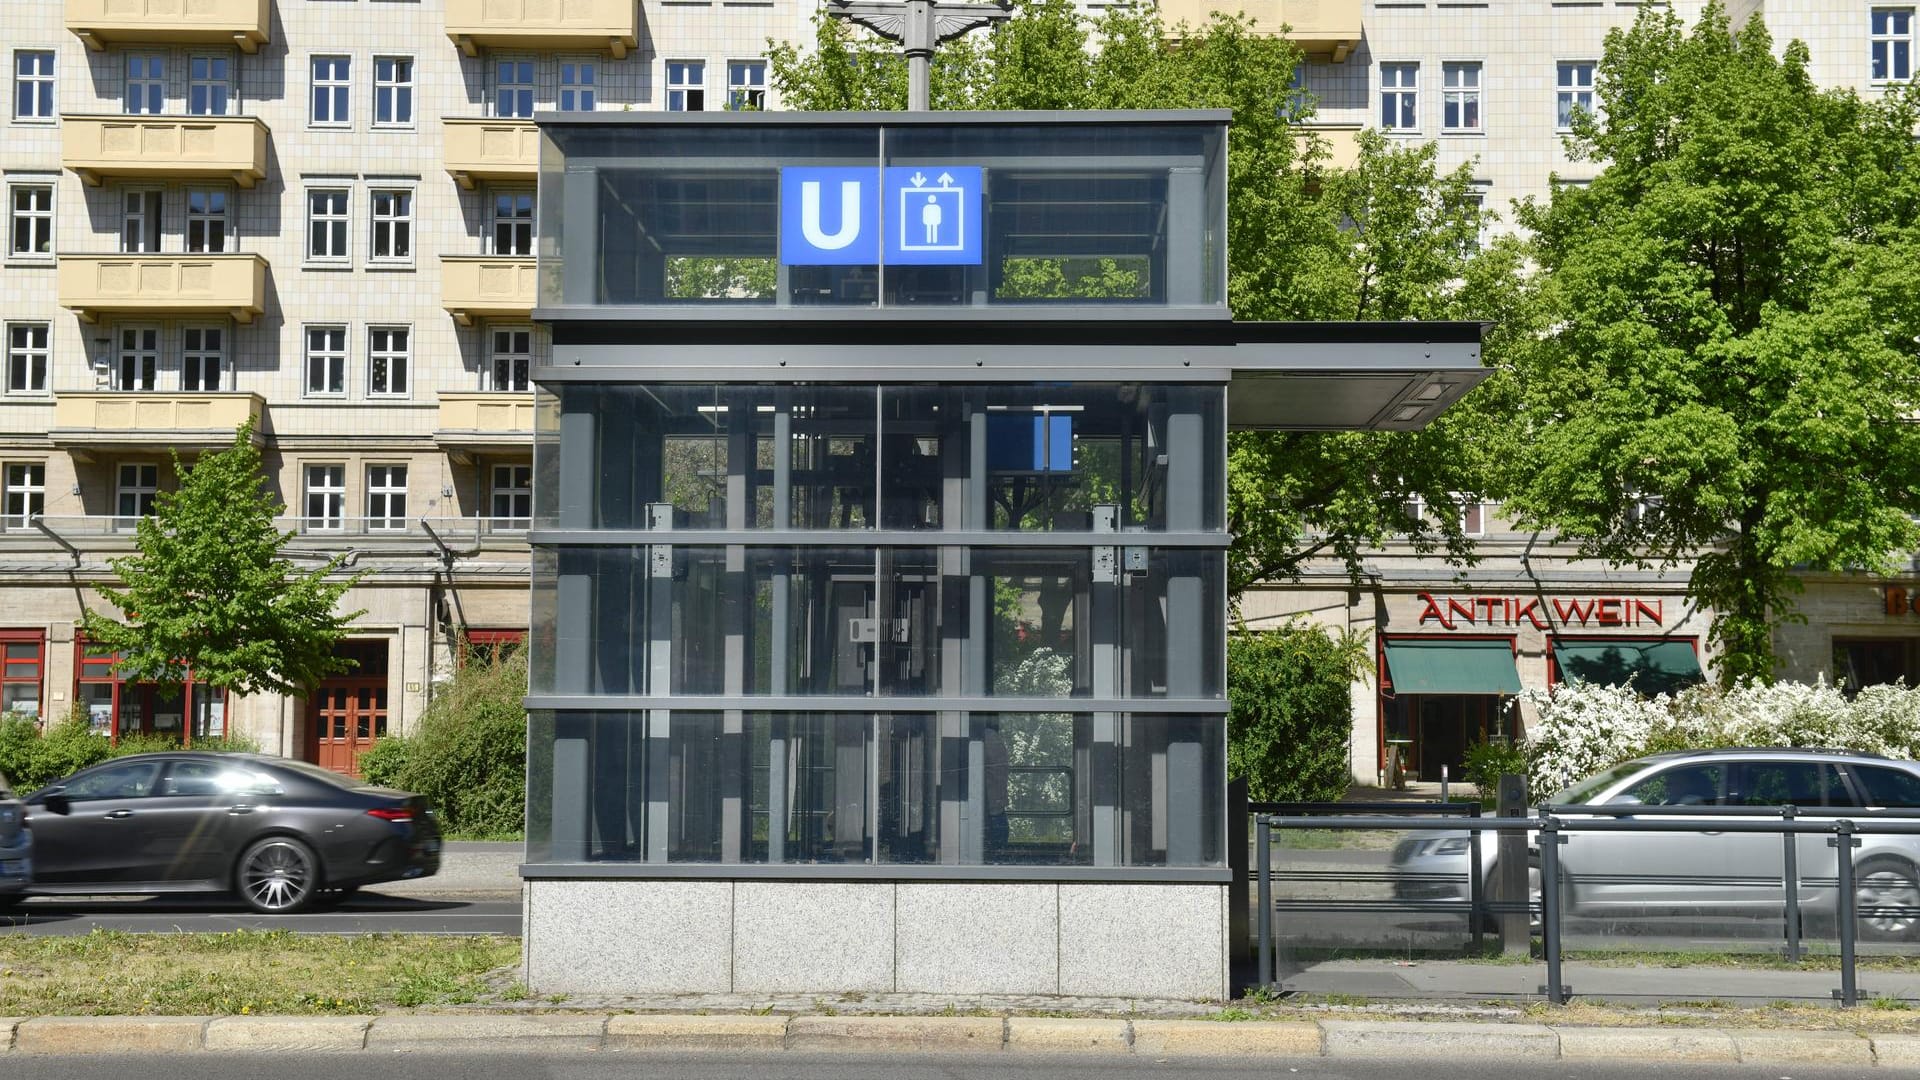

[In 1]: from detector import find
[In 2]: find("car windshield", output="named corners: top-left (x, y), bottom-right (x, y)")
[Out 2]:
top-left (1550, 760), bottom-right (1652, 805)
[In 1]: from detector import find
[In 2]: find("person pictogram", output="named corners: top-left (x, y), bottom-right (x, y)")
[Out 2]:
top-left (922, 195), bottom-right (943, 244)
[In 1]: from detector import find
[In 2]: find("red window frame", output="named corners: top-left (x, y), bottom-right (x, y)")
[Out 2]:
top-left (73, 637), bottom-right (228, 745)
top-left (458, 628), bottom-right (525, 668)
top-left (0, 629), bottom-right (45, 720)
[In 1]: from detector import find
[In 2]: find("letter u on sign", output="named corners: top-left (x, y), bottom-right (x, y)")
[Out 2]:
top-left (781, 167), bottom-right (880, 265)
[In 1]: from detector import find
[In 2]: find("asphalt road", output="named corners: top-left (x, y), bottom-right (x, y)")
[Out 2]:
top-left (0, 893), bottom-right (522, 936)
top-left (0, 1054), bottom-right (1885, 1080)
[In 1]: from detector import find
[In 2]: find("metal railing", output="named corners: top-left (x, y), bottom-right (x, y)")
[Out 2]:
top-left (5, 513), bottom-right (529, 540)
top-left (1255, 805), bottom-right (1920, 1007)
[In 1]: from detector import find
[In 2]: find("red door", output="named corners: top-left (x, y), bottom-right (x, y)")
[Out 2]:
top-left (309, 681), bottom-right (387, 777)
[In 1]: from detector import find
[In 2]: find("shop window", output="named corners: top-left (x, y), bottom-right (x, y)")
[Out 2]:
top-left (1550, 636), bottom-right (1704, 697)
top-left (0, 630), bottom-right (43, 718)
top-left (75, 639), bottom-right (227, 743)
top-left (1834, 638), bottom-right (1914, 697)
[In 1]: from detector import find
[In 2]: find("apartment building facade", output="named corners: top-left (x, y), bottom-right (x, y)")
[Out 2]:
top-left (0, 0), bottom-right (810, 771)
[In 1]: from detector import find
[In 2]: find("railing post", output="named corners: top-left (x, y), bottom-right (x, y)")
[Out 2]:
top-left (1538, 815), bottom-right (1567, 1005)
top-left (1781, 804), bottom-right (1801, 963)
top-left (1468, 803), bottom-right (1485, 952)
top-left (1257, 815), bottom-right (1273, 990)
top-left (1832, 820), bottom-right (1860, 1007)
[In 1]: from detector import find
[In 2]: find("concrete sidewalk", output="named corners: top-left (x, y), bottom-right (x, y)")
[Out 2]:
top-left (1279, 956), bottom-right (1920, 1003)
top-left (2, 1014), bottom-right (1915, 1065)
top-left (371, 841), bottom-right (520, 899)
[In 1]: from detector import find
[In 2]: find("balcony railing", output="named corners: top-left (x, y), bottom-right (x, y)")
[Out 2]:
top-left (50, 392), bottom-right (264, 455)
top-left (9, 514), bottom-right (530, 542)
top-left (442, 118), bottom-right (539, 190)
top-left (441, 256), bottom-right (536, 325)
top-left (445, 0), bottom-right (638, 58)
top-left (1158, 0), bottom-right (1361, 61)
top-left (436, 391), bottom-right (537, 463)
top-left (66, 0), bottom-right (271, 54)
top-left (58, 253), bottom-right (267, 325)
top-left (63, 115), bottom-right (269, 189)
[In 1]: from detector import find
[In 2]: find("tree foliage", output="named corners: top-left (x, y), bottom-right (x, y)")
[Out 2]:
top-left (1505, 4), bottom-right (1920, 682)
top-left (767, 0), bottom-right (1516, 596)
top-left (80, 421), bottom-right (365, 697)
top-left (1227, 622), bottom-right (1372, 802)
top-left (360, 645), bottom-right (529, 838)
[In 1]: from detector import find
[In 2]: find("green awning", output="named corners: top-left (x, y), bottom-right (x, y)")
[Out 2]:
top-left (1552, 639), bottom-right (1704, 696)
top-left (1382, 639), bottom-right (1522, 695)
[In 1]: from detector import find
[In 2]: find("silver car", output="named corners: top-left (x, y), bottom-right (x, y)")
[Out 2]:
top-left (1388, 748), bottom-right (1920, 941)
top-left (0, 769), bottom-right (30, 907)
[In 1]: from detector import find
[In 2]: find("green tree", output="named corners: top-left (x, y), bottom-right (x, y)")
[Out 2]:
top-left (80, 420), bottom-right (365, 697)
top-left (767, 1), bottom-right (1516, 595)
top-left (1227, 621), bottom-right (1372, 802)
top-left (1505, 4), bottom-right (1920, 682)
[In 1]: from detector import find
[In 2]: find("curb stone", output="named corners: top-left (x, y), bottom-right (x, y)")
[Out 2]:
top-left (1004, 1017), bottom-right (1130, 1053)
top-left (1871, 1034), bottom-right (1920, 1066)
top-left (1131, 1019), bottom-right (1321, 1057)
top-left (605, 1014), bottom-right (790, 1051)
top-left (1319, 1020), bottom-right (1560, 1060)
top-left (786, 1015), bottom-right (1002, 1052)
top-left (1732, 1030), bottom-right (1876, 1065)
top-left (365, 1014), bottom-right (606, 1053)
top-left (15, 1016), bottom-right (208, 1055)
top-left (203, 1016), bottom-right (374, 1052)
top-left (1552, 1027), bottom-right (1738, 1063)
top-left (0, 1018), bottom-right (20, 1053)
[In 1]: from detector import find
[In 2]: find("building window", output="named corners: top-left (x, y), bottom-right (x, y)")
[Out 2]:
top-left (559, 61), bottom-right (595, 111)
top-left (1380, 63), bottom-right (1418, 131)
top-left (0, 630), bottom-right (44, 718)
top-left (186, 188), bottom-right (228, 253)
top-left (76, 639), bottom-right (224, 739)
top-left (491, 463), bottom-right (532, 528)
top-left (9, 183), bottom-right (52, 259)
top-left (6, 324), bottom-right (49, 394)
top-left (304, 464), bottom-right (345, 531)
top-left (373, 56), bottom-right (413, 127)
top-left (460, 628), bottom-right (525, 667)
top-left (121, 190), bottom-right (161, 254)
top-left (3, 464), bottom-right (45, 529)
top-left (1557, 61), bottom-right (1595, 131)
top-left (1402, 494), bottom-right (1489, 535)
top-left (369, 189), bottom-right (412, 262)
top-left (307, 189), bottom-right (349, 261)
top-left (182, 326), bottom-right (223, 391)
top-left (491, 192), bottom-right (534, 255)
top-left (14, 50), bottom-right (54, 121)
top-left (366, 464), bottom-right (408, 530)
top-left (495, 60), bottom-right (534, 119)
top-left (667, 61), bottom-right (705, 112)
top-left (727, 61), bottom-right (766, 111)
top-left (1875, 9), bottom-right (1916, 83)
top-left (1441, 62), bottom-right (1482, 133)
top-left (368, 326), bottom-right (409, 397)
top-left (487, 327), bottom-right (531, 391)
top-left (188, 55), bottom-right (230, 116)
top-left (116, 462), bottom-right (159, 528)
top-left (311, 55), bottom-right (350, 125)
top-left (305, 326), bottom-right (347, 396)
top-left (125, 54), bottom-right (165, 115)
top-left (116, 327), bottom-right (158, 391)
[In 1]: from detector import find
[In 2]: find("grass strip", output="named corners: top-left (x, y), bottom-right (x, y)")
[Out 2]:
top-left (0, 929), bottom-right (519, 1016)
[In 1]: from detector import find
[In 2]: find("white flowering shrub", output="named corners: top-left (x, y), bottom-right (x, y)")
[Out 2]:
top-left (1516, 677), bottom-right (1920, 800)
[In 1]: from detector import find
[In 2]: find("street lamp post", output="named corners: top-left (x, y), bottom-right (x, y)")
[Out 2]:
top-left (826, 0), bottom-right (1014, 111)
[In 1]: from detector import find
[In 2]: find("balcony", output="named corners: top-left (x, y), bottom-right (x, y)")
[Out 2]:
top-left (437, 391), bottom-right (536, 463)
top-left (1159, 0), bottom-right (1361, 62)
top-left (49, 391), bottom-right (265, 458)
top-left (63, 115), bottom-right (269, 189)
top-left (66, 0), bottom-right (270, 54)
top-left (443, 118), bottom-right (539, 190)
top-left (1297, 123), bottom-right (1362, 171)
top-left (442, 256), bottom-right (537, 325)
top-left (59, 253), bottom-right (267, 325)
top-left (445, 0), bottom-right (638, 58)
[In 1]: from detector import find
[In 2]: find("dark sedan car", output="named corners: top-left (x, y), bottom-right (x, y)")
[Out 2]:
top-left (14, 752), bottom-right (439, 913)
top-left (0, 769), bottom-right (29, 905)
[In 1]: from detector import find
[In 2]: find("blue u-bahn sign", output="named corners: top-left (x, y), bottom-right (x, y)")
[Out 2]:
top-left (780, 166), bottom-right (983, 266)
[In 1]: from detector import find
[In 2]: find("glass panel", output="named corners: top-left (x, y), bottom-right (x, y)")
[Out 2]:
top-left (525, 709), bottom-right (1223, 867)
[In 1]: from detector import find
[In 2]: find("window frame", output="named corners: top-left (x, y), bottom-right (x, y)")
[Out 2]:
top-left (489, 189), bottom-right (535, 256)
top-left (115, 325), bottom-right (159, 392)
top-left (185, 186), bottom-right (230, 254)
top-left (181, 324), bottom-right (225, 392)
top-left (303, 462), bottom-right (347, 532)
top-left (0, 629), bottom-right (46, 719)
top-left (13, 49), bottom-right (55, 123)
top-left (667, 60), bottom-right (706, 112)
top-left (310, 54), bottom-right (352, 127)
top-left (365, 463), bottom-right (409, 531)
top-left (368, 186), bottom-right (414, 264)
top-left (1380, 62), bottom-right (1419, 132)
top-left (1556, 60), bottom-right (1596, 133)
top-left (1873, 7), bottom-right (1916, 84)
top-left (124, 52), bottom-right (166, 116)
top-left (8, 181), bottom-right (54, 262)
top-left (305, 187), bottom-right (351, 263)
top-left (372, 55), bottom-right (415, 129)
top-left (490, 462), bottom-right (532, 528)
top-left (115, 460), bottom-right (160, 529)
top-left (120, 188), bottom-right (163, 254)
top-left (4, 323), bottom-right (50, 396)
top-left (494, 58), bottom-right (535, 119)
top-left (727, 60), bottom-right (766, 111)
top-left (1440, 61), bottom-right (1483, 135)
top-left (303, 324), bottom-right (348, 398)
top-left (486, 326), bottom-right (533, 392)
top-left (2, 462), bottom-right (46, 530)
top-left (559, 60), bottom-right (596, 112)
top-left (187, 53), bottom-right (233, 117)
top-left (367, 324), bottom-right (411, 398)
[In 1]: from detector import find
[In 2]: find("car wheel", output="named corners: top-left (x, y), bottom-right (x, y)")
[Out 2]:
top-left (1855, 857), bottom-right (1920, 942)
top-left (236, 837), bottom-right (320, 914)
